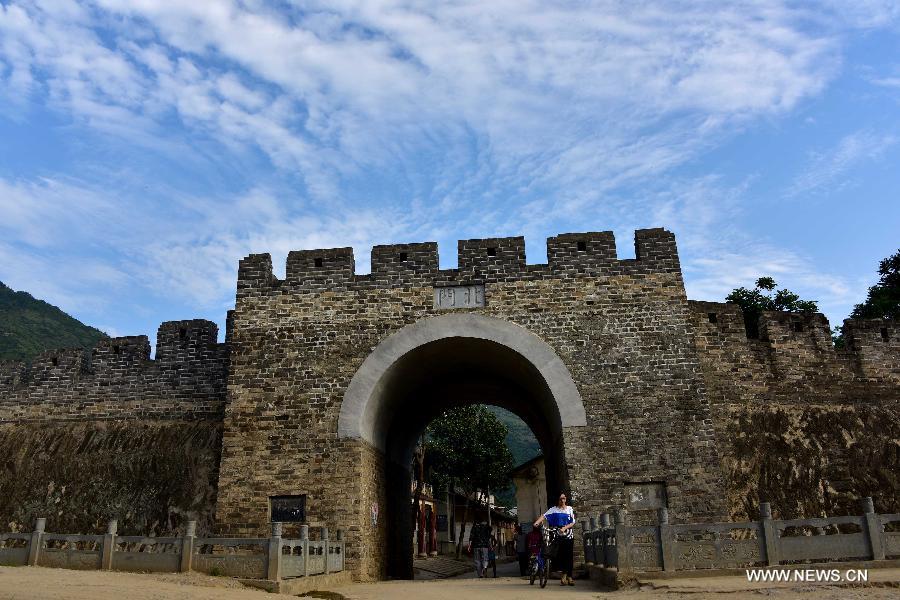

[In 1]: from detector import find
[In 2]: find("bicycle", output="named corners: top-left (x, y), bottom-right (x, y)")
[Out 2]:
top-left (528, 526), bottom-right (557, 588)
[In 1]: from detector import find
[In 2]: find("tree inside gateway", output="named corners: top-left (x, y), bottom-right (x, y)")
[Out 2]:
top-left (423, 405), bottom-right (514, 558)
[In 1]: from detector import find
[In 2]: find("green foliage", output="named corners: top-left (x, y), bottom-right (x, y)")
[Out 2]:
top-left (0, 281), bottom-right (107, 362)
top-left (831, 326), bottom-right (846, 349)
top-left (850, 249), bottom-right (900, 321)
top-left (726, 277), bottom-right (818, 339)
top-left (425, 405), bottom-right (515, 498)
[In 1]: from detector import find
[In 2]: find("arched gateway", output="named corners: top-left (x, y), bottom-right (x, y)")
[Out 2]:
top-left (338, 314), bottom-right (587, 577)
top-left (215, 229), bottom-right (727, 580)
top-left (338, 312), bottom-right (588, 446)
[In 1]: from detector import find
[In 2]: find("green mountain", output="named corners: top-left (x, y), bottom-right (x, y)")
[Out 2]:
top-left (0, 281), bottom-right (107, 362)
top-left (485, 406), bottom-right (541, 509)
top-left (486, 405), bottom-right (541, 467)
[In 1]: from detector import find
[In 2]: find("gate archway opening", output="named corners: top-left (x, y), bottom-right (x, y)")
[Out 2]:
top-left (339, 315), bottom-right (587, 579)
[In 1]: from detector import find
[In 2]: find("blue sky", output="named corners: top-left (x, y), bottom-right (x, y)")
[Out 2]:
top-left (1, 1), bottom-right (899, 349)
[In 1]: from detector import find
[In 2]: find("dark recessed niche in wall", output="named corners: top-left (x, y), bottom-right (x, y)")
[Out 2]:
top-left (270, 495), bottom-right (306, 522)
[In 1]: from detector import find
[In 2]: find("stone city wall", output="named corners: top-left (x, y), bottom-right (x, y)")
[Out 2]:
top-left (688, 301), bottom-right (900, 520)
top-left (0, 228), bottom-right (897, 581)
top-left (0, 320), bottom-right (229, 536)
top-left (0, 319), bottom-right (229, 421)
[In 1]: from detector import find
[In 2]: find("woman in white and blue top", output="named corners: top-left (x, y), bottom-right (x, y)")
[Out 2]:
top-left (533, 491), bottom-right (576, 585)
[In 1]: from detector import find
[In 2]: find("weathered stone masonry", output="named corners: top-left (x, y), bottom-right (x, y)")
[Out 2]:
top-left (688, 301), bottom-right (900, 522)
top-left (0, 320), bottom-right (228, 536)
top-left (0, 228), bottom-right (897, 581)
top-left (217, 229), bottom-right (727, 579)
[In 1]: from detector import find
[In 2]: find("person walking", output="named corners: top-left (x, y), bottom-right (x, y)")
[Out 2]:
top-left (488, 529), bottom-right (498, 578)
top-left (533, 492), bottom-right (576, 586)
top-left (467, 519), bottom-right (490, 577)
top-left (515, 524), bottom-right (529, 576)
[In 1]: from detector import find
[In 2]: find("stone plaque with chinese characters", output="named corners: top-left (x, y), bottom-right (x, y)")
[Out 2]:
top-left (434, 284), bottom-right (485, 309)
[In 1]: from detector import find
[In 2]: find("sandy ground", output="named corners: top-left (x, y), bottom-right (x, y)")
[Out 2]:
top-left (0, 563), bottom-right (897, 600)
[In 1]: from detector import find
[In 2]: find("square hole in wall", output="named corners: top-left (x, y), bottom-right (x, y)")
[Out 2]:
top-left (399, 252), bottom-right (408, 262)
top-left (114, 345), bottom-right (120, 354)
top-left (314, 257), bottom-right (323, 268)
top-left (707, 313), bottom-right (717, 324)
top-left (179, 328), bottom-right (186, 340)
top-left (577, 241), bottom-right (586, 251)
top-left (882, 328), bottom-right (890, 342)
top-left (487, 247), bottom-right (496, 256)
top-left (51, 357), bottom-right (58, 366)
top-left (792, 322), bottom-right (804, 332)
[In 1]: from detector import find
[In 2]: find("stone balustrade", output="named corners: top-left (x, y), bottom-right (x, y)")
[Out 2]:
top-left (0, 519), bottom-right (345, 589)
top-left (581, 497), bottom-right (900, 573)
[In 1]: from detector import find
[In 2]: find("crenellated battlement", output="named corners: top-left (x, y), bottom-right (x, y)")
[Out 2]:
top-left (237, 228), bottom-right (682, 296)
top-left (0, 319), bottom-right (229, 422)
top-left (688, 301), bottom-right (900, 399)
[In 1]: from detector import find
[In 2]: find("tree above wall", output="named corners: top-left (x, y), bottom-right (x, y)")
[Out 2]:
top-left (726, 277), bottom-right (818, 339)
top-left (850, 249), bottom-right (900, 321)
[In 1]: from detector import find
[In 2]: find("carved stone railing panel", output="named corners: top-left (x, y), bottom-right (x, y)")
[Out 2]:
top-left (306, 541), bottom-right (327, 575)
top-left (0, 533), bottom-right (29, 566)
top-left (581, 498), bottom-right (893, 573)
top-left (0, 520), bottom-right (345, 582)
top-left (881, 514), bottom-right (900, 558)
top-left (628, 526), bottom-right (661, 570)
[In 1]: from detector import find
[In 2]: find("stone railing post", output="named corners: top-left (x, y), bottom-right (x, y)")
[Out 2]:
top-left (300, 525), bottom-right (309, 577)
top-left (657, 508), bottom-right (675, 572)
top-left (267, 522), bottom-right (283, 582)
top-left (322, 526), bottom-right (330, 575)
top-left (580, 519), bottom-right (592, 565)
top-left (101, 519), bottom-right (117, 570)
top-left (600, 513), bottom-right (611, 566)
top-left (861, 497), bottom-right (885, 561)
top-left (180, 520), bottom-right (196, 572)
top-left (27, 518), bottom-right (46, 566)
top-left (759, 502), bottom-right (779, 566)
top-left (614, 509), bottom-right (632, 572)
top-left (336, 529), bottom-right (344, 571)
top-left (587, 516), bottom-right (597, 565)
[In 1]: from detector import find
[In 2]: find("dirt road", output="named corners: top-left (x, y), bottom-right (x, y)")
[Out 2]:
top-left (0, 564), bottom-right (898, 600)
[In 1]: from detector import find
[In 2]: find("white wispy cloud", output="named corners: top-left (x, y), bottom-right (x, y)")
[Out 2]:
top-left (785, 130), bottom-right (897, 198)
top-left (0, 1), bottom-right (895, 333)
top-left (868, 75), bottom-right (900, 88)
top-left (0, 0), bottom-right (849, 200)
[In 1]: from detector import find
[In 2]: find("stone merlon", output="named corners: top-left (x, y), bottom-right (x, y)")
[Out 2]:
top-left (236, 229), bottom-right (682, 295)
